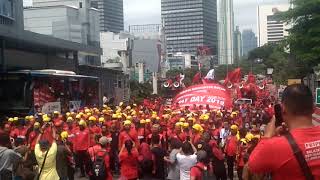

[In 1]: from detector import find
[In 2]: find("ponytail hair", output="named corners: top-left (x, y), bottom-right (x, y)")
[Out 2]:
top-left (125, 140), bottom-right (133, 155)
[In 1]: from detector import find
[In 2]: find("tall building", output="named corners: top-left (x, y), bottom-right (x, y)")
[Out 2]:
top-left (218, 0), bottom-right (234, 65)
top-left (233, 26), bottom-right (242, 64)
top-left (26, 0), bottom-right (101, 66)
top-left (91, 0), bottom-right (124, 33)
top-left (129, 24), bottom-right (162, 40)
top-left (257, 4), bottom-right (290, 47)
top-left (161, 0), bottom-right (218, 56)
top-left (242, 29), bottom-right (257, 56)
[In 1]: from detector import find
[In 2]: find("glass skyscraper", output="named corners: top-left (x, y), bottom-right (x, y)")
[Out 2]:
top-left (91, 0), bottom-right (124, 33)
top-left (161, 0), bottom-right (218, 55)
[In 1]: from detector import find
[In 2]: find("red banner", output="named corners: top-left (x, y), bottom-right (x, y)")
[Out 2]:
top-left (172, 83), bottom-right (232, 110)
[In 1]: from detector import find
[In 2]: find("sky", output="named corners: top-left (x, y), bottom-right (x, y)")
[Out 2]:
top-left (124, 0), bottom-right (289, 33)
top-left (24, 0), bottom-right (289, 33)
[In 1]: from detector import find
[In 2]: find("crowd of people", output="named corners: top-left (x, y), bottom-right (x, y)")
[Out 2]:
top-left (0, 84), bottom-right (319, 180)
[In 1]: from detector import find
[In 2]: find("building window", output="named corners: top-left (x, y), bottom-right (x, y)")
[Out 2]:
top-left (0, 0), bottom-right (13, 19)
top-left (79, 2), bottom-right (83, 8)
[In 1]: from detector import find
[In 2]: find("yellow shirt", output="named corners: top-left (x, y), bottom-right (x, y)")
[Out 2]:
top-left (35, 142), bottom-right (59, 180)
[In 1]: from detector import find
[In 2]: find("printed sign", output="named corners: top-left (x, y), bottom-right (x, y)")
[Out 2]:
top-left (41, 102), bottom-right (61, 114)
top-left (69, 101), bottom-right (81, 112)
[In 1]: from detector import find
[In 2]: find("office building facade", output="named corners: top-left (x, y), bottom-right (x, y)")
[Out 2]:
top-left (257, 4), bottom-right (290, 47)
top-left (218, 0), bottom-right (234, 65)
top-left (242, 29), bottom-right (257, 56)
top-left (233, 26), bottom-right (242, 64)
top-left (91, 0), bottom-right (124, 33)
top-left (161, 0), bottom-right (218, 56)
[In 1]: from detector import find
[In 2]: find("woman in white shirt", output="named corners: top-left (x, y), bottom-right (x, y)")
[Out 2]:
top-left (176, 141), bottom-right (198, 180)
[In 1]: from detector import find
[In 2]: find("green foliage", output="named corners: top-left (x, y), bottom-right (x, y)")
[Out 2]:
top-left (280, 0), bottom-right (320, 68)
top-left (129, 80), bottom-right (153, 103)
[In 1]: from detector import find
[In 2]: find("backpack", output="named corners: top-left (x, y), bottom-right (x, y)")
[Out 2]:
top-left (193, 165), bottom-right (210, 180)
top-left (92, 151), bottom-right (108, 180)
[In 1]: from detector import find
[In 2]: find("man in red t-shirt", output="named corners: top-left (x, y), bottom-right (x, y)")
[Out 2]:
top-left (190, 150), bottom-right (208, 180)
top-left (249, 84), bottom-right (320, 179)
top-left (224, 125), bottom-right (238, 180)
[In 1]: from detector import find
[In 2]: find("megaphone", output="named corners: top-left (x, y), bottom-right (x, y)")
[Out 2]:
top-left (173, 82), bottom-right (180, 88)
top-left (258, 84), bottom-right (265, 90)
top-left (163, 82), bottom-right (170, 88)
top-left (227, 82), bottom-right (233, 89)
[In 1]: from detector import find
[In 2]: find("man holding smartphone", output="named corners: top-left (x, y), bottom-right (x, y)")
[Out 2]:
top-left (248, 84), bottom-right (320, 179)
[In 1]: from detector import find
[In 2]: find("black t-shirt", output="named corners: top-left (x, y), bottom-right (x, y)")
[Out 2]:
top-left (151, 146), bottom-right (166, 179)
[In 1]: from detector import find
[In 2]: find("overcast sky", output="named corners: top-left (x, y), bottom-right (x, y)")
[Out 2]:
top-left (124, 0), bottom-right (289, 33)
top-left (24, 0), bottom-right (289, 33)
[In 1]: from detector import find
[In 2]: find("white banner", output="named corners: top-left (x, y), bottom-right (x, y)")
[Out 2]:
top-left (69, 101), bottom-right (81, 112)
top-left (41, 102), bottom-right (61, 114)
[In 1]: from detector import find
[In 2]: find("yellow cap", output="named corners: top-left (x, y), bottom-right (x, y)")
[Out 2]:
top-left (25, 116), bottom-right (30, 120)
top-left (175, 122), bottom-right (182, 127)
top-left (123, 120), bottom-right (132, 126)
top-left (151, 114), bottom-right (157, 119)
top-left (29, 115), bottom-right (34, 120)
top-left (84, 109), bottom-right (90, 113)
top-left (117, 114), bottom-right (122, 119)
top-left (133, 104), bottom-right (137, 107)
top-left (245, 133), bottom-right (254, 142)
top-left (112, 114), bottom-right (117, 118)
top-left (87, 113), bottom-right (92, 117)
top-left (230, 125), bottom-right (238, 131)
top-left (146, 119), bottom-right (151, 123)
top-left (99, 117), bottom-right (105, 123)
top-left (89, 116), bottom-right (97, 121)
top-left (79, 119), bottom-right (87, 126)
top-left (76, 114), bottom-right (81, 119)
top-left (183, 122), bottom-right (189, 128)
top-left (127, 116), bottom-right (132, 121)
top-left (240, 138), bottom-right (247, 144)
top-left (140, 119), bottom-right (146, 124)
top-left (61, 131), bottom-right (69, 140)
top-left (156, 117), bottom-right (160, 120)
top-left (53, 111), bottom-right (60, 114)
top-left (119, 102), bottom-right (124, 106)
top-left (8, 118), bottom-right (14, 122)
top-left (13, 117), bottom-right (19, 121)
top-left (179, 118), bottom-right (186, 122)
top-left (126, 106), bottom-right (131, 110)
top-left (188, 117), bottom-right (195, 122)
top-left (66, 112), bottom-right (71, 117)
top-left (34, 122), bottom-right (40, 128)
top-left (192, 124), bottom-right (203, 132)
top-left (67, 117), bottom-right (73, 122)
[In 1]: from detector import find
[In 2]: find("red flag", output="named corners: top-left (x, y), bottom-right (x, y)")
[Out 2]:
top-left (224, 68), bottom-right (241, 85)
top-left (247, 72), bottom-right (256, 84)
top-left (192, 72), bottom-right (202, 84)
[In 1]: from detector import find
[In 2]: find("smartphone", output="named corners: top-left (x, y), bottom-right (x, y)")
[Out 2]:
top-left (274, 104), bottom-right (283, 127)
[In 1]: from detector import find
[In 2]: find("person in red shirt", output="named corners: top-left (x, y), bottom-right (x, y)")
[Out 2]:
top-left (28, 122), bottom-right (41, 150)
top-left (249, 84), bottom-right (320, 179)
top-left (90, 136), bottom-right (113, 180)
top-left (10, 119), bottom-right (28, 143)
top-left (170, 123), bottom-right (187, 143)
top-left (224, 125), bottom-right (238, 180)
top-left (74, 120), bottom-right (90, 177)
top-left (190, 150), bottom-right (208, 180)
top-left (119, 121), bottom-right (138, 149)
top-left (119, 140), bottom-right (139, 180)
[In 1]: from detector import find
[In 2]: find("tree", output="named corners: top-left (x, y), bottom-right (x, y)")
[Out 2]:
top-left (280, 0), bottom-right (320, 69)
top-left (130, 80), bottom-right (153, 103)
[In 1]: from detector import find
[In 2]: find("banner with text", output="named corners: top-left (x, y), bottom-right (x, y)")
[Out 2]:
top-left (41, 102), bottom-right (61, 114)
top-left (173, 83), bottom-right (232, 110)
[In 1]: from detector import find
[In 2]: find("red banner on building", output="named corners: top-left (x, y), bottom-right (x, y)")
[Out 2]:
top-left (172, 83), bottom-right (232, 110)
